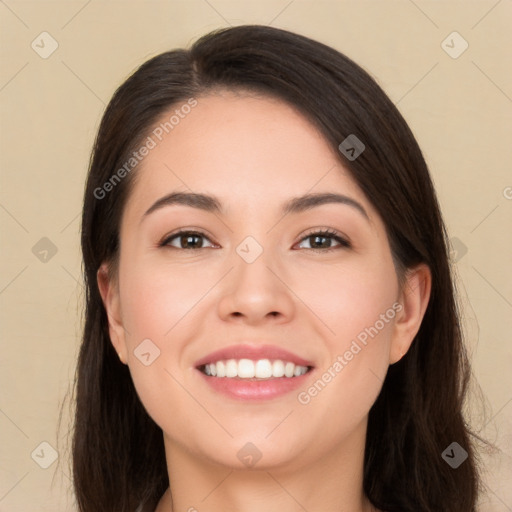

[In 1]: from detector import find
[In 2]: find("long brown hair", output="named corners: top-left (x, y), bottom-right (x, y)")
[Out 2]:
top-left (71, 24), bottom-right (483, 511)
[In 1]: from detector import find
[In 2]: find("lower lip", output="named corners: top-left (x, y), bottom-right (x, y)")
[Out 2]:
top-left (197, 369), bottom-right (314, 401)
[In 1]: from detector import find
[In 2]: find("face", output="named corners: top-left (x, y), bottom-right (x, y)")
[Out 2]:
top-left (100, 90), bottom-right (427, 472)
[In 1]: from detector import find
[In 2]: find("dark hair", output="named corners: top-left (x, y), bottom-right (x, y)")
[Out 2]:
top-left (72, 24), bottom-right (483, 511)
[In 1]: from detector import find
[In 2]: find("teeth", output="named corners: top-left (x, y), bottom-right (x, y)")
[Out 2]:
top-left (255, 359), bottom-right (272, 378)
top-left (284, 362), bottom-right (295, 378)
top-left (216, 360), bottom-right (226, 377)
top-left (238, 359), bottom-right (255, 378)
top-left (202, 359), bottom-right (309, 379)
top-left (226, 359), bottom-right (238, 378)
top-left (272, 360), bottom-right (285, 377)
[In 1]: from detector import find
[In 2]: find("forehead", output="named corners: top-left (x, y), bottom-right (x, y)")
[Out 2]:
top-left (124, 91), bottom-right (372, 220)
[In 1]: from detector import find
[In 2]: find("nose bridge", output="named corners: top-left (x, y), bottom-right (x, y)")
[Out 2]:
top-left (216, 234), bottom-right (295, 323)
top-left (233, 237), bottom-right (279, 295)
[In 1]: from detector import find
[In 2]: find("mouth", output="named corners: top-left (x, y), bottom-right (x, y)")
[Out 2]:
top-left (194, 344), bottom-right (315, 400)
top-left (197, 358), bottom-right (314, 380)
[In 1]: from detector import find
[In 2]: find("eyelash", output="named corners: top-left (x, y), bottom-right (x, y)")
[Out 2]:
top-left (159, 228), bottom-right (351, 252)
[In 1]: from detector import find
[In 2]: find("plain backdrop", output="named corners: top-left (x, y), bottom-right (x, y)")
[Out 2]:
top-left (0, 1), bottom-right (511, 510)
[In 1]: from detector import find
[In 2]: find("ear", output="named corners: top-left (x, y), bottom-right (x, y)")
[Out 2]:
top-left (389, 263), bottom-right (432, 364)
top-left (97, 262), bottom-right (128, 364)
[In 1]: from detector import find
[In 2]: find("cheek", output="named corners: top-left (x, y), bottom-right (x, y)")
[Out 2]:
top-left (117, 260), bottom-right (210, 436)
top-left (119, 258), bottom-right (211, 342)
top-left (291, 256), bottom-right (398, 413)
top-left (290, 256), bottom-right (399, 348)
top-left (294, 301), bottom-right (397, 446)
top-left (117, 256), bottom-right (227, 427)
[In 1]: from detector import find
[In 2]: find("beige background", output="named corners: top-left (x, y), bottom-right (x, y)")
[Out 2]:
top-left (0, 1), bottom-right (511, 510)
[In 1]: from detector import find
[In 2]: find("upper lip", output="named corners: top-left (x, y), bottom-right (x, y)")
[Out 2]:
top-left (194, 344), bottom-right (314, 368)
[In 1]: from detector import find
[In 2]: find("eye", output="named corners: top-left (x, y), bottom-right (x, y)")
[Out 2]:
top-left (159, 230), bottom-right (216, 250)
top-left (159, 228), bottom-right (351, 252)
top-left (296, 229), bottom-right (351, 252)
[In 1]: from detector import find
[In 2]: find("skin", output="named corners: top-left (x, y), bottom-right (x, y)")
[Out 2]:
top-left (97, 90), bottom-right (431, 512)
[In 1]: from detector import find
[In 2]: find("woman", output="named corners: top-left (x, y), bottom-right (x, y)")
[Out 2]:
top-left (73, 25), bottom-right (481, 511)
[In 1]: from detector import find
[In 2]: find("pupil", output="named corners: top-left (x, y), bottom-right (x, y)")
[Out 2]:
top-left (183, 235), bottom-right (201, 248)
top-left (313, 235), bottom-right (329, 248)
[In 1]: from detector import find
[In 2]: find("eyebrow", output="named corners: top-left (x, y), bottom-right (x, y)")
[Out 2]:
top-left (142, 191), bottom-right (369, 221)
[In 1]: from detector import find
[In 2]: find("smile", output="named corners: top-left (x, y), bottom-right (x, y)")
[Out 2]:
top-left (199, 358), bottom-right (311, 379)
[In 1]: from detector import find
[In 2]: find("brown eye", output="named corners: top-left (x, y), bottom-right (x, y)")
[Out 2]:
top-left (160, 230), bottom-right (215, 250)
top-left (297, 229), bottom-right (351, 251)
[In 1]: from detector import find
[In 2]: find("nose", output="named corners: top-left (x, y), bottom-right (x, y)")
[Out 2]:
top-left (216, 248), bottom-right (296, 326)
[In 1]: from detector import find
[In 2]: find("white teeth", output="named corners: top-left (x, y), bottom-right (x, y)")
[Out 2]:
top-left (225, 359), bottom-right (238, 378)
top-left (201, 359), bottom-right (310, 379)
top-left (238, 359), bottom-right (255, 378)
top-left (216, 360), bottom-right (226, 377)
top-left (272, 360), bottom-right (285, 377)
top-left (284, 362), bottom-right (295, 378)
top-left (255, 359), bottom-right (273, 378)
